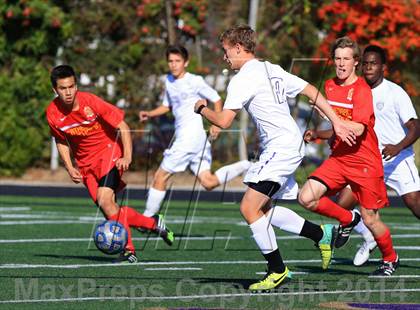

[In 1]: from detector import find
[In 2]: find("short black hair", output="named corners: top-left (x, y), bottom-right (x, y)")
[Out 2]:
top-left (166, 44), bottom-right (189, 61)
top-left (363, 45), bottom-right (387, 64)
top-left (50, 65), bottom-right (77, 88)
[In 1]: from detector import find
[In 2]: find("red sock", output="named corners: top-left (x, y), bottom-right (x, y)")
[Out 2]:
top-left (121, 206), bottom-right (156, 230)
top-left (108, 211), bottom-right (135, 253)
top-left (374, 228), bottom-right (397, 262)
top-left (315, 197), bottom-right (353, 226)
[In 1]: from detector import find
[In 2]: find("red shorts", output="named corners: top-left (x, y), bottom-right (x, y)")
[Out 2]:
top-left (80, 146), bottom-right (126, 203)
top-left (310, 157), bottom-right (389, 209)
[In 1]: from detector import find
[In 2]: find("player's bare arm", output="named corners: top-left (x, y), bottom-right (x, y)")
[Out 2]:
top-left (303, 129), bottom-right (334, 143)
top-left (56, 141), bottom-right (83, 183)
top-left (300, 84), bottom-right (356, 146)
top-left (138, 105), bottom-right (170, 122)
top-left (382, 118), bottom-right (420, 161)
top-left (209, 99), bottom-right (223, 140)
top-left (115, 121), bottom-right (132, 171)
top-left (194, 99), bottom-right (238, 129)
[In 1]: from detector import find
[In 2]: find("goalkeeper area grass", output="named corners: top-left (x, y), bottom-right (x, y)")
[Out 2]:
top-left (0, 195), bottom-right (419, 309)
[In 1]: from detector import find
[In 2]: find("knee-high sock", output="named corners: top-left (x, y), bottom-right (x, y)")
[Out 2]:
top-left (266, 206), bottom-right (323, 243)
top-left (215, 160), bottom-right (251, 184)
top-left (314, 197), bottom-right (353, 226)
top-left (354, 219), bottom-right (375, 242)
top-left (121, 206), bottom-right (156, 230)
top-left (108, 210), bottom-right (135, 253)
top-left (143, 187), bottom-right (166, 217)
top-left (249, 215), bottom-right (278, 254)
top-left (266, 206), bottom-right (305, 234)
top-left (374, 227), bottom-right (397, 262)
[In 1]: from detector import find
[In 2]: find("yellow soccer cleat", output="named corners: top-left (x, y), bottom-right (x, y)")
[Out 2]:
top-left (249, 266), bottom-right (290, 293)
top-left (318, 224), bottom-right (336, 270)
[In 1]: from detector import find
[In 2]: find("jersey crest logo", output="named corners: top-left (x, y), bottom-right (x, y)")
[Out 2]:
top-left (84, 106), bottom-right (95, 118)
top-left (347, 88), bottom-right (354, 101)
top-left (376, 101), bottom-right (384, 111)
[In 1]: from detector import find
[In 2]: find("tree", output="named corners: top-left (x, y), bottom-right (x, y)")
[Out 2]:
top-left (0, 0), bottom-right (71, 175)
top-left (317, 0), bottom-right (420, 99)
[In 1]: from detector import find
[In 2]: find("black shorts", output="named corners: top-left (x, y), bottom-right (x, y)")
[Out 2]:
top-left (98, 166), bottom-right (120, 191)
top-left (248, 181), bottom-right (280, 198)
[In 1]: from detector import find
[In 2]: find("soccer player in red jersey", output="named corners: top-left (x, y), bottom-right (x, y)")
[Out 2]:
top-left (46, 65), bottom-right (174, 263)
top-left (298, 37), bottom-right (399, 276)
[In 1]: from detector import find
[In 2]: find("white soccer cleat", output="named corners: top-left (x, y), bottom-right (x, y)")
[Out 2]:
top-left (353, 239), bottom-right (377, 266)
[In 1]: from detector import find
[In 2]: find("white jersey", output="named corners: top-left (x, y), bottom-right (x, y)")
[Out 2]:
top-left (224, 59), bottom-right (307, 154)
top-left (163, 72), bottom-right (220, 151)
top-left (372, 79), bottom-right (418, 162)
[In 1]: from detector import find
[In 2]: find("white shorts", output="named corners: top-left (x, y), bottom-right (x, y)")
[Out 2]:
top-left (384, 154), bottom-right (420, 196)
top-left (160, 140), bottom-right (212, 176)
top-left (244, 150), bottom-right (303, 200)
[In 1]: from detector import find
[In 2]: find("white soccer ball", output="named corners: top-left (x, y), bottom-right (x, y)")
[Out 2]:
top-left (93, 220), bottom-right (128, 255)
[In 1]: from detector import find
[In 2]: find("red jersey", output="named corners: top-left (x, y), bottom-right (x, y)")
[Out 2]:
top-left (46, 91), bottom-right (124, 169)
top-left (325, 77), bottom-right (383, 177)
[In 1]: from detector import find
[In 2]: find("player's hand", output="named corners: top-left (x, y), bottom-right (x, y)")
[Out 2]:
top-left (139, 111), bottom-right (150, 122)
top-left (382, 144), bottom-right (401, 161)
top-left (67, 167), bottom-right (83, 184)
top-left (194, 99), bottom-right (207, 113)
top-left (303, 129), bottom-right (317, 143)
top-left (333, 121), bottom-right (356, 146)
top-left (209, 125), bottom-right (221, 141)
top-left (115, 157), bottom-right (131, 171)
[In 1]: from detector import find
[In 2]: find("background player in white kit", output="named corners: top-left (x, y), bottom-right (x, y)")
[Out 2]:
top-left (338, 45), bottom-right (419, 266)
top-left (195, 25), bottom-right (356, 292)
top-left (139, 44), bottom-right (250, 217)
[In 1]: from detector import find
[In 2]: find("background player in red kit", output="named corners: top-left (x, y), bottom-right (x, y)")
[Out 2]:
top-left (46, 65), bottom-right (174, 263)
top-left (298, 37), bottom-right (399, 276)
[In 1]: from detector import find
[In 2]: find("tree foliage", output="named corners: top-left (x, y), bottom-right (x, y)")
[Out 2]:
top-left (317, 0), bottom-right (420, 97)
top-left (0, 0), bottom-right (71, 175)
top-left (0, 0), bottom-right (418, 176)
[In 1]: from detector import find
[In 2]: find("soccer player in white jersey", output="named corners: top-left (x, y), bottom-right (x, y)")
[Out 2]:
top-left (139, 44), bottom-right (251, 217)
top-left (194, 25), bottom-right (356, 292)
top-left (335, 45), bottom-right (419, 266)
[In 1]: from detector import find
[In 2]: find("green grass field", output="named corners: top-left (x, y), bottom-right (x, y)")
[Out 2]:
top-left (0, 194), bottom-right (419, 309)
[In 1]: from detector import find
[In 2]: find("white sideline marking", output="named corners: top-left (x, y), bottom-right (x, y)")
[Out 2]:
top-left (0, 207), bottom-right (31, 211)
top-left (1, 258), bottom-right (420, 270)
top-left (256, 271), bottom-right (309, 275)
top-left (144, 267), bottom-right (202, 271)
top-left (2, 234), bottom-right (420, 244)
top-left (369, 275), bottom-right (420, 278)
top-left (394, 246), bottom-right (420, 250)
top-left (1, 288), bottom-right (420, 304)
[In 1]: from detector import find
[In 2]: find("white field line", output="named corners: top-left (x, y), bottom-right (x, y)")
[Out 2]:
top-left (2, 213), bottom-right (420, 229)
top-left (394, 246), bottom-right (420, 250)
top-left (144, 267), bottom-right (202, 271)
top-left (1, 258), bottom-right (420, 269)
top-left (256, 271), bottom-right (309, 275)
top-left (255, 271), bottom-right (420, 278)
top-left (0, 207), bottom-right (31, 211)
top-left (2, 234), bottom-right (420, 244)
top-left (1, 288), bottom-right (420, 304)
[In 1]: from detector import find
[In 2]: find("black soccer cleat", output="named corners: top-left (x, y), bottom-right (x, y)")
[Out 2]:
top-left (113, 250), bottom-right (138, 264)
top-left (335, 209), bottom-right (361, 248)
top-left (370, 256), bottom-right (399, 276)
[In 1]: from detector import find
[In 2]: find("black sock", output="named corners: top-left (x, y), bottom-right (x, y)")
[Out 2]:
top-left (300, 220), bottom-right (324, 243)
top-left (263, 249), bottom-right (285, 273)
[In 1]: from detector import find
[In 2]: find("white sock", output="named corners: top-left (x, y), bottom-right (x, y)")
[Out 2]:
top-left (215, 160), bottom-right (251, 184)
top-left (266, 206), bottom-right (305, 235)
top-left (354, 220), bottom-right (375, 242)
top-left (249, 215), bottom-right (278, 254)
top-left (143, 187), bottom-right (166, 217)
